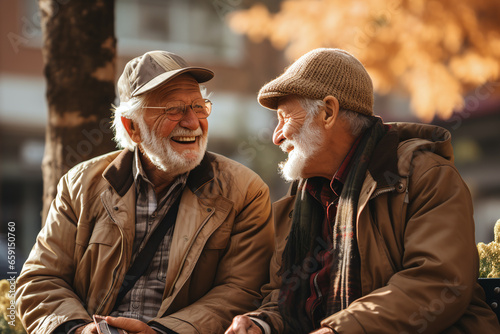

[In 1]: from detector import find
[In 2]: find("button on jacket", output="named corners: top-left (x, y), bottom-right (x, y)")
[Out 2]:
top-left (16, 150), bottom-right (274, 334)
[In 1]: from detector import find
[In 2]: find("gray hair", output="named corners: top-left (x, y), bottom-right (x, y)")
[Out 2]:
top-left (112, 84), bottom-right (210, 151)
top-left (297, 97), bottom-right (372, 137)
top-left (338, 107), bottom-right (373, 137)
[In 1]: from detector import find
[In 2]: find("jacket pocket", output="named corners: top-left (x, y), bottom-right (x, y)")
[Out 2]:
top-left (190, 227), bottom-right (232, 294)
top-left (74, 222), bottom-right (122, 302)
top-left (204, 227), bottom-right (231, 250)
top-left (88, 222), bottom-right (117, 246)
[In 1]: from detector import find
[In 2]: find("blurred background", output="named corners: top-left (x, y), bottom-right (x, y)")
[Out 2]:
top-left (1, 0), bottom-right (500, 279)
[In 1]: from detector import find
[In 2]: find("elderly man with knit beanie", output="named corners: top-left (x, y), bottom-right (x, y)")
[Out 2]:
top-left (226, 48), bottom-right (500, 334)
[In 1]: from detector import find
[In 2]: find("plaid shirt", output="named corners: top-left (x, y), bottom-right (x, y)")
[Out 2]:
top-left (111, 148), bottom-right (187, 323)
top-left (304, 136), bottom-right (361, 327)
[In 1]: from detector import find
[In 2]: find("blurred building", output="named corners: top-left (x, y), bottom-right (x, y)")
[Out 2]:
top-left (1, 0), bottom-right (499, 279)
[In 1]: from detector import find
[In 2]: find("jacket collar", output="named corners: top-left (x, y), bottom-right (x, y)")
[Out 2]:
top-left (102, 149), bottom-right (215, 197)
top-left (186, 152), bottom-right (216, 194)
top-left (367, 123), bottom-right (400, 189)
top-left (367, 122), bottom-right (453, 189)
top-left (102, 150), bottom-right (135, 197)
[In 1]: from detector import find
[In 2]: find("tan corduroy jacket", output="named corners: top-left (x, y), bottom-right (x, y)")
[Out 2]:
top-left (16, 150), bottom-right (274, 334)
top-left (248, 123), bottom-right (500, 333)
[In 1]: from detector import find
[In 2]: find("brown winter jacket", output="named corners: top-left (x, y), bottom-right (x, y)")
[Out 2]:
top-left (16, 150), bottom-right (274, 334)
top-left (248, 122), bottom-right (500, 333)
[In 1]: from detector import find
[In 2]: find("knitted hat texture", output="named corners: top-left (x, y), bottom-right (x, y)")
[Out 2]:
top-left (258, 48), bottom-right (374, 116)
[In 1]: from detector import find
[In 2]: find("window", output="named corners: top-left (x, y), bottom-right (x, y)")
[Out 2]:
top-left (116, 0), bottom-right (243, 63)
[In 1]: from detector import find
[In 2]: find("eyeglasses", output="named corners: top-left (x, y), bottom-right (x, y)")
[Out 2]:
top-left (143, 98), bottom-right (212, 121)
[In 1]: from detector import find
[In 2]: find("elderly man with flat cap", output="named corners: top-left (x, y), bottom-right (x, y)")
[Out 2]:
top-left (16, 51), bottom-right (273, 334)
top-left (226, 48), bottom-right (500, 334)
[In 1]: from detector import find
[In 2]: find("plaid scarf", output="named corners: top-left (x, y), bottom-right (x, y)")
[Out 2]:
top-left (278, 118), bottom-right (387, 333)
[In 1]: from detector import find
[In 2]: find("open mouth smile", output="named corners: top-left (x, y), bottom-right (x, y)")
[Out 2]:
top-left (171, 136), bottom-right (197, 144)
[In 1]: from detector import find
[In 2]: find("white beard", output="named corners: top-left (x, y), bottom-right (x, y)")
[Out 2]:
top-left (278, 115), bottom-right (323, 182)
top-left (136, 118), bottom-right (208, 176)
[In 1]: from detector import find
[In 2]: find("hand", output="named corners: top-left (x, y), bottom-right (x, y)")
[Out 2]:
top-left (225, 315), bottom-right (262, 334)
top-left (310, 327), bottom-right (335, 334)
top-left (105, 316), bottom-right (157, 334)
top-left (75, 323), bottom-right (98, 334)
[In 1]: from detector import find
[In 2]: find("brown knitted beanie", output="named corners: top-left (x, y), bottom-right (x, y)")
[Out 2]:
top-left (258, 48), bottom-right (374, 116)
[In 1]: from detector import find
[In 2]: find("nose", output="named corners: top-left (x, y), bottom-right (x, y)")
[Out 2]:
top-left (178, 107), bottom-right (200, 130)
top-left (273, 122), bottom-right (285, 146)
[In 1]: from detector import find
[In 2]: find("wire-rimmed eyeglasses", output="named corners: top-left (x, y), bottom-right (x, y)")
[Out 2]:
top-left (143, 98), bottom-right (212, 121)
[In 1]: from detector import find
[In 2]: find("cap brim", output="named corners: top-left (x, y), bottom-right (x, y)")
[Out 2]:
top-left (132, 67), bottom-right (214, 97)
top-left (258, 92), bottom-right (291, 110)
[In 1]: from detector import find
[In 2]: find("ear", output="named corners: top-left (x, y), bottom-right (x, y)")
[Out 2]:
top-left (121, 116), bottom-right (142, 144)
top-left (322, 95), bottom-right (339, 130)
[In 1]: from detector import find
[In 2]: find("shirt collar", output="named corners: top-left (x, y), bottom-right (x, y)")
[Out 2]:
top-left (305, 134), bottom-right (363, 204)
top-left (132, 147), bottom-right (189, 191)
top-left (330, 134), bottom-right (363, 196)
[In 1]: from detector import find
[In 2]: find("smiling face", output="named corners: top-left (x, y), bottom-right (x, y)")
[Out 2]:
top-left (273, 96), bottom-right (324, 181)
top-left (130, 74), bottom-right (209, 175)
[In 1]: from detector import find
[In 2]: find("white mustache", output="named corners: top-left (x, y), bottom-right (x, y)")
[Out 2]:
top-left (280, 139), bottom-right (295, 153)
top-left (169, 127), bottom-right (203, 138)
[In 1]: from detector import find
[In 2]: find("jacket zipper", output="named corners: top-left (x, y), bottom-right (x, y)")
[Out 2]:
top-left (166, 207), bottom-right (216, 298)
top-left (370, 186), bottom-right (395, 200)
top-left (96, 202), bottom-right (125, 314)
top-left (404, 175), bottom-right (410, 204)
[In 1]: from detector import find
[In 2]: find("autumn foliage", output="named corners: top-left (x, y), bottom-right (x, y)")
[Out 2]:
top-left (229, 0), bottom-right (500, 121)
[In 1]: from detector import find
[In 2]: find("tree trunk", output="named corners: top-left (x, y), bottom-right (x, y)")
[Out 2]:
top-left (39, 0), bottom-right (117, 224)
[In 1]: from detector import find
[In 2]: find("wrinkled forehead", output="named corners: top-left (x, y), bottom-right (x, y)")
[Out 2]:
top-left (277, 95), bottom-right (306, 115)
